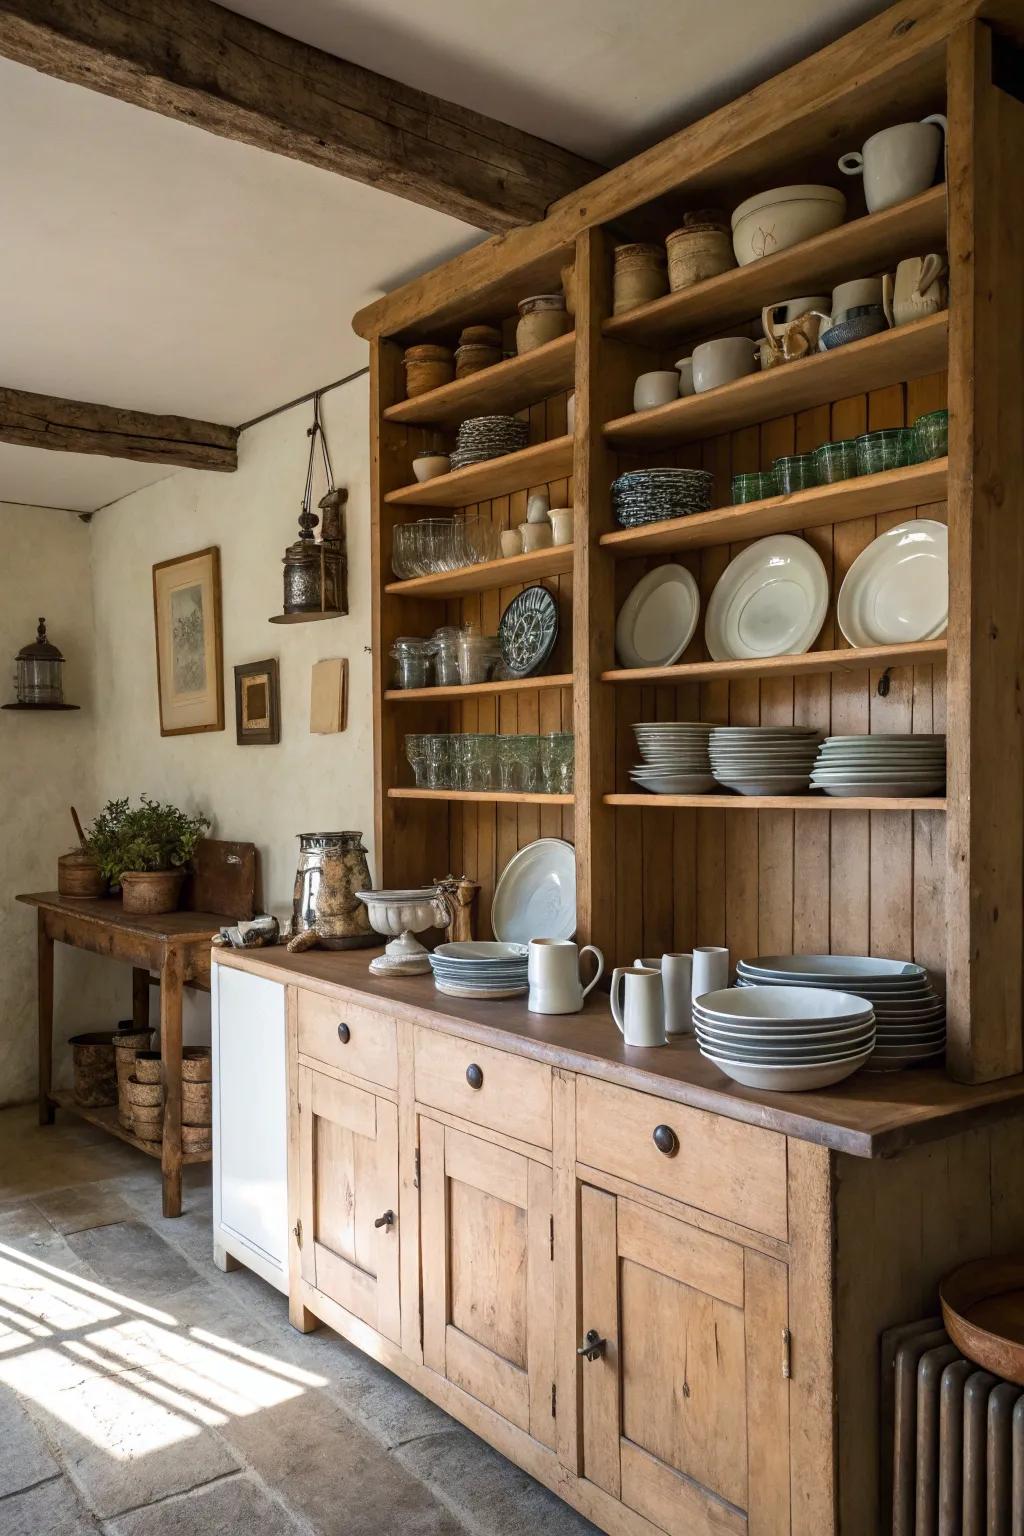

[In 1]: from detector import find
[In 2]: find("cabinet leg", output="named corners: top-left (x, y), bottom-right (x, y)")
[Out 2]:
top-left (37, 913), bottom-right (55, 1126)
top-left (160, 947), bottom-right (183, 1218)
top-left (213, 1241), bottom-right (241, 1274)
top-left (289, 1293), bottom-right (322, 1334)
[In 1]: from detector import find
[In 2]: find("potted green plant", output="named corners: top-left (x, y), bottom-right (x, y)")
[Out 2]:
top-left (87, 796), bottom-right (211, 915)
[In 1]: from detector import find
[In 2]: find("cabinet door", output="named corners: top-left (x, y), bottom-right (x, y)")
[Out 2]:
top-left (213, 966), bottom-right (287, 1280)
top-left (580, 1186), bottom-right (790, 1536)
top-left (297, 1065), bottom-right (400, 1343)
top-left (419, 1117), bottom-right (555, 1450)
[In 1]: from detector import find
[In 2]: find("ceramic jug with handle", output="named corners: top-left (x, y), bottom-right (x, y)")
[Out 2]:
top-left (838, 114), bottom-right (947, 212)
top-left (883, 254), bottom-right (948, 327)
top-left (610, 966), bottom-right (666, 1047)
top-left (528, 939), bottom-right (603, 1015)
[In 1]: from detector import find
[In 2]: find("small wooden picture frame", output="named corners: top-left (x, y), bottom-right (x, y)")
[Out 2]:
top-left (152, 546), bottom-right (224, 735)
top-left (233, 658), bottom-right (280, 745)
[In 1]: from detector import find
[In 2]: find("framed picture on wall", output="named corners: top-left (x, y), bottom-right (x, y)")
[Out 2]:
top-left (152, 546), bottom-right (224, 736)
top-left (234, 658), bottom-right (281, 745)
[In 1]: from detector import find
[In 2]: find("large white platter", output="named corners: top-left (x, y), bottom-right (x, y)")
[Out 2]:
top-left (615, 564), bottom-right (700, 668)
top-left (491, 838), bottom-right (576, 944)
top-left (837, 519), bottom-right (948, 647)
top-left (705, 534), bottom-right (828, 661)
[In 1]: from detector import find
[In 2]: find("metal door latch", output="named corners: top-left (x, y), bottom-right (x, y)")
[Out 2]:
top-left (577, 1329), bottom-right (606, 1361)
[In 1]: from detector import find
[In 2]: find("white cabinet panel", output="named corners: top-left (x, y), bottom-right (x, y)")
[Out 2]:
top-left (212, 965), bottom-right (288, 1289)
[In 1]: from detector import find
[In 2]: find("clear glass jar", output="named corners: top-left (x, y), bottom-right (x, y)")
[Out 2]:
top-left (390, 637), bottom-right (434, 690)
top-left (431, 627), bottom-right (461, 686)
top-left (456, 632), bottom-right (500, 684)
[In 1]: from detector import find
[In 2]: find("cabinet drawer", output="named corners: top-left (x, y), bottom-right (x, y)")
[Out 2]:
top-left (576, 1076), bottom-right (788, 1240)
top-left (296, 989), bottom-right (398, 1090)
top-left (413, 1027), bottom-right (552, 1149)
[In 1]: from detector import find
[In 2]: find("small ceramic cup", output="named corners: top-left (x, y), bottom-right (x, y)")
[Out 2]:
top-left (521, 520), bottom-right (553, 553)
top-left (691, 337), bottom-right (757, 393)
top-left (633, 371), bottom-right (680, 412)
top-left (633, 952), bottom-right (693, 1035)
top-left (549, 507), bottom-right (573, 546)
top-left (500, 528), bottom-right (523, 558)
top-left (412, 454), bottom-right (450, 483)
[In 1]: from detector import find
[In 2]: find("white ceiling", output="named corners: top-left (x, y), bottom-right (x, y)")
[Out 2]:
top-left (1, 0), bottom-right (886, 513)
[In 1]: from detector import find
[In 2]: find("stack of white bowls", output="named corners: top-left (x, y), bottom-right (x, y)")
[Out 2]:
top-left (810, 735), bottom-right (947, 798)
top-left (428, 941), bottom-right (529, 999)
top-left (630, 721), bottom-right (715, 794)
top-left (736, 955), bottom-right (945, 1069)
top-left (709, 725), bottom-right (822, 795)
top-left (693, 985), bottom-right (875, 1090)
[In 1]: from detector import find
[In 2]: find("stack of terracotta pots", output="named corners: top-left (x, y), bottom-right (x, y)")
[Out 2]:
top-left (181, 1048), bottom-right (212, 1153)
top-left (454, 324), bottom-right (503, 377)
top-left (402, 343), bottom-right (454, 398)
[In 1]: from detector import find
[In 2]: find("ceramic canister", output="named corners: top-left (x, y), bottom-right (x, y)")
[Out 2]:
top-left (528, 939), bottom-right (604, 1015)
top-left (634, 953), bottom-right (694, 1034)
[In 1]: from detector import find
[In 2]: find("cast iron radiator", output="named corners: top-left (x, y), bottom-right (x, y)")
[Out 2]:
top-left (888, 1320), bottom-right (1024, 1534)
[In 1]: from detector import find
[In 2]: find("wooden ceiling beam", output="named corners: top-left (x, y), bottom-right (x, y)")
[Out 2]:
top-left (0, 0), bottom-right (602, 233)
top-left (0, 386), bottom-right (239, 471)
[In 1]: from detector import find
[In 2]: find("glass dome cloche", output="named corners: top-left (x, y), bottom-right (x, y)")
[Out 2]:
top-left (3, 617), bottom-right (80, 710)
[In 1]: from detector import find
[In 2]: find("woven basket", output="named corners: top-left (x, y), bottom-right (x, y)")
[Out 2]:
top-left (126, 1076), bottom-right (163, 1108)
top-left (182, 1078), bottom-right (212, 1126)
top-left (120, 869), bottom-right (184, 915)
top-left (455, 343), bottom-right (502, 377)
top-left (134, 1051), bottom-right (162, 1084)
top-left (403, 344), bottom-right (454, 398)
top-left (70, 1033), bottom-right (117, 1107)
top-left (58, 850), bottom-right (105, 899)
top-left (131, 1105), bottom-right (164, 1141)
top-left (182, 1125), bottom-right (212, 1154)
top-left (182, 1048), bottom-right (212, 1083)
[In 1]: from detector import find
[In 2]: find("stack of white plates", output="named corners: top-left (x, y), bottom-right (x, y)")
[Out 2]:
top-left (630, 721), bottom-right (715, 794)
top-left (809, 735), bottom-right (946, 798)
top-left (429, 941), bottom-right (529, 999)
top-left (709, 725), bottom-right (822, 795)
top-left (736, 955), bottom-right (946, 1069)
top-left (693, 985), bottom-right (876, 1090)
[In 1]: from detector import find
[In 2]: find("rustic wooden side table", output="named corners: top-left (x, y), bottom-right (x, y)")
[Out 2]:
top-left (17, 892), bottom-right (229, 1217)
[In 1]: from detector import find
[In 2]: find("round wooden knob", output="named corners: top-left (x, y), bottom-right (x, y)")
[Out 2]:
top-left (652, 1124), bottom-right (678, 1156)
top-left (466, 1063), bottom-right (484, 1090)
top-left (337, 1022), bottom-right (350, 1044)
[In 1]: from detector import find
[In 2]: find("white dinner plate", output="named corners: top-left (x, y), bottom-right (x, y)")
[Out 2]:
top-left (837, 519), bottom-right (948, 647)
top-left (491, 838), bottom-right (576, 944)
top-left (705, 535), bottom-right (828, 661)
top-left (616, 564), bottom-right (701, 668)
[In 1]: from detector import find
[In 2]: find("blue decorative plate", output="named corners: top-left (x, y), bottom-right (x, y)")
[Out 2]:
top-left (498, 584), bottom-right (559, 678)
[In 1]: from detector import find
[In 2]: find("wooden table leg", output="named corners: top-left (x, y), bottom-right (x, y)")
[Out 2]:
top-left (37, 910), bottom-right (55, 1125)
top-left (132, 967), bottom-right (151, 1031)
top-left (160, 946), bottom-right (184, 1218)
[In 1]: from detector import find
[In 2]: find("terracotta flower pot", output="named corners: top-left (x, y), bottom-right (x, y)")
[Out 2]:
top-left (120, 869), bottom-right (184, 915)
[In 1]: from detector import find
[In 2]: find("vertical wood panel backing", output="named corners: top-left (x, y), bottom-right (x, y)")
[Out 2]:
top-left (945, 21), bottom-right (1024, 1082)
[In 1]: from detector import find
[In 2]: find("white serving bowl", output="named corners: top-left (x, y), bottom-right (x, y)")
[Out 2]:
top-left (700, 1047), bottom-right (871, 1091)
top-left (691, 337), bottom-right (758, 393)
top-left (737, 955), bottom-right (927, 983)
top-left (694, 985), bottom-right (873, 1023)
top-left (412, 454), bottom-right (451, 482)
top-left (730, 184), bottom-right (847, 266)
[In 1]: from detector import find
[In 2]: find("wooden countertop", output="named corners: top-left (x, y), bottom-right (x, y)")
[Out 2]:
top-left (213, 945), bottom-right (1024, 1160)
top-left (18, 891), bottom-right (229, 944)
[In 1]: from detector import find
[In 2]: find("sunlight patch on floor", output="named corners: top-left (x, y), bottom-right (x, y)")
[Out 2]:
top-left (0, 1238), bottom-right (327, 1458)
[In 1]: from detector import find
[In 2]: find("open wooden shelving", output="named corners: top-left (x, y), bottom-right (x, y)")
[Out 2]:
top-left (605, 793), bottom-right (947, 811)
top-left (389, 788), bottom-right (574, 806)
top-left (602, 639), bottom-right (947, 687)
top-left (385, 543), bottom-right (572, 598)
top-left (602, 187), bottom-right (947, 346)
top-left (384, 333), bottom-right (575, 427)
top-left (50, 1090), bottom-right (211, 1165)
top-left (603, 313), bottom-right (948, 447)
top-left (385, 434), bottom-right (573, 508)
top-left (599, 460), bottom-right (948, 556)
top-left (385, 673), bottom-right (572, 702)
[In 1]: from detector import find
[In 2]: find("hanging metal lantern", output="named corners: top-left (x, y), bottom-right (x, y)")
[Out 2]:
top-left (271, 395), bottom-right (348, 622)
top-left (3, 617), bottom-right (79, 710)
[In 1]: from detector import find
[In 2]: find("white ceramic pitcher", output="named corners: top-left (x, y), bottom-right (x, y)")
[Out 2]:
top-left (838, 115), bottom-right (947, 213)
top-left (528, 938), bottom-right (604, 1015)
top-left (610, 966), bottom-right (666, 1047)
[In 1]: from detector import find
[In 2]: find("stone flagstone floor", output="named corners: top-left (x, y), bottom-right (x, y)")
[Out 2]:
top-left (0, 1104), bottom-right (596, 1535)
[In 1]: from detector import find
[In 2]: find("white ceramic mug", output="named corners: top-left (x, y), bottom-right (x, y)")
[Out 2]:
top-left (500, 528), bottom-right (523, 557)
top-left (529, 939), bottom-right (603, 1015)
top-left (549, 507), bottom-right (573, 546)
top-left (884, 254), bottom-right (947, 327)
top-left (634, 953), bottom-right (693, 1034)
top-left (691, 337), bottom-right (758, 394)
top-left (520, 520), bottom-right (552, 553)
top-left (691, 946), bottom-right (730, 1004)
top-left (838, 114), bottom-right (947, 213)
top-left (830, 276), bottom-right (884, 319)
top-left (633, 370), bottom-right (680, 411)
top-left (610, 966), bottom-right (666, 1047)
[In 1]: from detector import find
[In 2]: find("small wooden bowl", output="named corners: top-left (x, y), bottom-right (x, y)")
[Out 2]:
top-left (940, 1254), bottom-right (1024, 1385)
top-left (182, 1125), bottom-right (212, 1154)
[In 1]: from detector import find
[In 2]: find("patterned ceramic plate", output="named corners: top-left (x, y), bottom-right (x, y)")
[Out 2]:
top-left (498, 584), bottom-right (559, 678)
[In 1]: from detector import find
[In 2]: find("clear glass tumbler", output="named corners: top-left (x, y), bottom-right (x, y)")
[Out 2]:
top-left (455, 733), bottom-right (497, 791)
top-left (404, 733), bottom-right (428, 786)
top-left (540, 732), bottom-right (574, 794)
top-left (497, 734), bottom-right (541, 792)
top-left (423, 734), bottom-right (455, 789)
